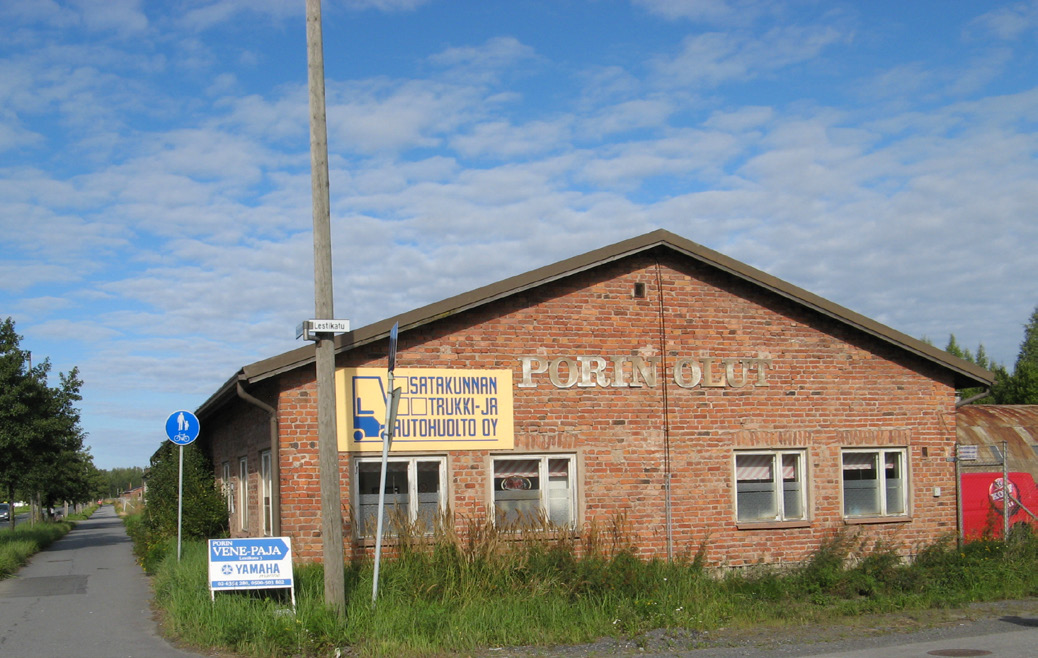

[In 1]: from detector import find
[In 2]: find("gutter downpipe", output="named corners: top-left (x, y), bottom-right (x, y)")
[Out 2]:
top-left (654, 258), bottom-right (673, 560)
top-left (236, 381), bottom-right (281, 537)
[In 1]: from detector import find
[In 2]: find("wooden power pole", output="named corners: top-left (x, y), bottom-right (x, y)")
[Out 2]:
top-left (305, 0), bottom-right (346, 612)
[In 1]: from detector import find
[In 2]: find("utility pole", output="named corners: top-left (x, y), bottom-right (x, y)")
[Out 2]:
top-left (305, 0), bottom-right (346, 612)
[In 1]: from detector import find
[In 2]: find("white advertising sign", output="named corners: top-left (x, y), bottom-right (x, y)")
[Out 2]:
top-left (208, 537), bottom-right (295, 604)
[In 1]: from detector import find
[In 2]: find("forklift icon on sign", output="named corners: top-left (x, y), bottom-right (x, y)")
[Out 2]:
top-left (352, 376), bottom-right (388, 442)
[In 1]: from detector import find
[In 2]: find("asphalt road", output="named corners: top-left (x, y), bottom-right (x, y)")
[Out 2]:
top-left (0, 504), bottom-right (202, 657)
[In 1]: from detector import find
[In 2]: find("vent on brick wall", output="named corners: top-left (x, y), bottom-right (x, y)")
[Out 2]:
top-left (633, 282), bottom-right (646, 298)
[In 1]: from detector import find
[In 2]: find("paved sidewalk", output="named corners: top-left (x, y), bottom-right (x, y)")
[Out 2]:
top-left (0, 505), bottom-right (204, 657)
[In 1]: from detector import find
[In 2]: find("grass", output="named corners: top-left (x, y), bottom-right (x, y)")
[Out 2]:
top-left (0, 522), bottom-right (72, 579)
top-left (0, 503), bottom-right (99, 579)
top-left (142, 517), bottom-right (1038, 657)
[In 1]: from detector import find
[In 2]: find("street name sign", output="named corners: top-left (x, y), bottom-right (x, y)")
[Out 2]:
top-left (296, 318), bottom-right (350, 341)
top-left (208, 537), bottom-right (295, 605)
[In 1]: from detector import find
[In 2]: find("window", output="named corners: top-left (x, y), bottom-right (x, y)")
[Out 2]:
top-left (260, 450), bottom-right (273, 536)
top-left (492, 455), bottom-right (576, 528)
top-left (353, 456), bottom-right (446, 537)
top-left (842, 449), bottom-right (907, 517)
top-left (222, 461), bottom-right (234, 514)
top-left (238, 456), bottom-right (248, 530)
top-left (735, 451), bottom-right (806, 523)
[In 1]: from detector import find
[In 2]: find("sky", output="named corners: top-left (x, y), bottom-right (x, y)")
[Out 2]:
top-left (2, 0), bottom-right (1036, 470)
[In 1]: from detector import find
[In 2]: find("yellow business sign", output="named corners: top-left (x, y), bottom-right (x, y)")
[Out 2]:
top-left (336, 368), bottom-right (514, 452)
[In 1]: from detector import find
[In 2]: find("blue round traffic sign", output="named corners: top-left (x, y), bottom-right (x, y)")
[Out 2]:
top-left (166, 410), bottom-right (200, 445)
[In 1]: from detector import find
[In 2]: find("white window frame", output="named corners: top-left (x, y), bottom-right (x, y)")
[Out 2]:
top-left (841, 448), bottom-right (908, 518)
top-left (491, 454), bottom-right (577, 529)
top-left (260, 450), bottom-right (273, 537)
top-left (352, 456), bottom-right (447, 538)
top-left (222, 461), bottom-right (234, 514)
top-left (734, 450), bottom-right (807, 523)
top-left (238, 456), bottom-right (248, 531)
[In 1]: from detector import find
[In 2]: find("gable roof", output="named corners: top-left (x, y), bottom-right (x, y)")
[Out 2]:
top-left (198, 229), bottom-right (993, 417)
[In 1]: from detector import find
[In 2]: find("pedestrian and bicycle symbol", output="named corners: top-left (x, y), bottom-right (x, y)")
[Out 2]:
top-left (165, 410), bottom-right (200, 445)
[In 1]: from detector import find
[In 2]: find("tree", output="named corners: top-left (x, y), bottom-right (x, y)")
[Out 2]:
top-left (1000, 306), bottom-right (1038, 404)
top-left (101, 466), bottom-right (146, 498)
top-left (0, 318), bottom-right (91, 527)
top-left (142, 441), bottom-right (227, 540)
top-left (945, 334), bottom-right (1005, 405)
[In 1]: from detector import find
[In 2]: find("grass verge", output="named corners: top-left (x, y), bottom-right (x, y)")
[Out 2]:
top-left (0, 504), bottom-right (99, 579)
top-left (140, 519), bottom-right (1038, 657)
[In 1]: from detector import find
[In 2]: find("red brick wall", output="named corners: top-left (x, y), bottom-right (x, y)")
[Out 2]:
top-left (208, 393), bottom-right (272, 538)
top-left (212, 251), bottom-right (959, 567)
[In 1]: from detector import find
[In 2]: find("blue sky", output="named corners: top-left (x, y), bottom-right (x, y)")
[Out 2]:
top-left (2, 0), bottom-right (1036, 469)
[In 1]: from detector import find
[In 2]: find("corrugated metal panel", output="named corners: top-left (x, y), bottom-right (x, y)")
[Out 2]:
top-left (957, 405), bottom-right (1038, 477)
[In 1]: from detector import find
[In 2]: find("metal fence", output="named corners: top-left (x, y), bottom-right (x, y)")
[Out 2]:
top-left (956, 441), bottom-right (1038, 540)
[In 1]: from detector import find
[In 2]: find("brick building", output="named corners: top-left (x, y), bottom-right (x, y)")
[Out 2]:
top-left (196, 230), bottom-right (992, 567)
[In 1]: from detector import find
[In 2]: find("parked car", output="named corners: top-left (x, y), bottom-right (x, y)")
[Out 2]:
top-left (0, 503), bottom-right (9, 522)
top-left (961, 471), bottom-right (1038, 539)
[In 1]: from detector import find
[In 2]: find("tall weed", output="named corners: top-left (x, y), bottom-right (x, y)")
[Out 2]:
top-left (143, 519), bottom-right (1038, 657)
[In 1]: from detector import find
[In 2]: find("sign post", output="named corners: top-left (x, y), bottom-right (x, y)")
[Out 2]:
top-left (165, 410), bottom-right (200, 562)
top-left (372, 323), bottom-right (402, 604)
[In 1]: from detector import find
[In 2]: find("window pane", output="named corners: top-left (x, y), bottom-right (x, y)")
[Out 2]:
top-left (261, 452), bottom-right (272, 536)
top-left (884, 452), bottom-right (905, 515)
top-left (356, 462), bottom-right (409, 536)
top-left (416, 461), bottom-right (441, 532)
top-left (546, 459), bottom-right (572, 525)
top-left (782, 454), bottom-right (804, 519)
top-left (738, 481), bottom-right (777, 521)
top-left (843, 452), bottom-right (879, 516)
top-left (736, 454), bottom-right (773, 481)
top-left (737, 454), bottom-right (776, 521)
top-left (239, 458), bottom-right (248, 530)
top-left (494, 459), bottom-right (541, 526)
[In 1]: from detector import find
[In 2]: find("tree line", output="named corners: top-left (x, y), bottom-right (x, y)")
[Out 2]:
top-left (945, 305), bottom-right (1038, 405)
top-left (0, 318), bottom-right (105, 527)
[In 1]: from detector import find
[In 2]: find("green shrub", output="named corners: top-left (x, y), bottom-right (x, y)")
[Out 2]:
top-left (143, 442), bottom-right (228, 540)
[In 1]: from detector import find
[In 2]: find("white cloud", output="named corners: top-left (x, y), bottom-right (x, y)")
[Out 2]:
top-left (428, 36), bottom-right (539, 83)
top-left (342, 0), bottom-right (432, 10)
top-left (3, 0), bottom-right (1037, 468)
top-left (70, 0), bottom-right (149, 36)
top-left (582, 98), bottom-right (676, 136)
top-left (969, 0), bottom-right (1038, 41)
top-left (177, 0), bottom-right (431, 32)
top-left (633, 0), bottom-right (767, 25)
top-left (325, 78), bottom-right (485, 153)
top-left (652, 24), bottom-right (845, 88)
top-left (450, 119), bottom-right (572, 159)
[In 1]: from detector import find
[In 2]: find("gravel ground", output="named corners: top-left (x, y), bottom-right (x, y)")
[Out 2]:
top-left (469, 598), bottom-right (1038, 657)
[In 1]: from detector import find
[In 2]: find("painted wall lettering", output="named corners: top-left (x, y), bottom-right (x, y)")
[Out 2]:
top-left (518, 355), bottom-right (772, 389)
top-left (520, 355), bottom-right (661, 389)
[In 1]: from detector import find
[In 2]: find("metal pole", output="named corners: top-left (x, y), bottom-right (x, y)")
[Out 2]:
top-left (372, 369), bottom-right (394, 603)
top-left (955, 449), bottom-right (963, 548)
top-left (1003, 440), bottom-right (1009, 538)
top-left (305, 0), bottom-right (345, 611)
top-left (177, 445), bottom-right (184, 562)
